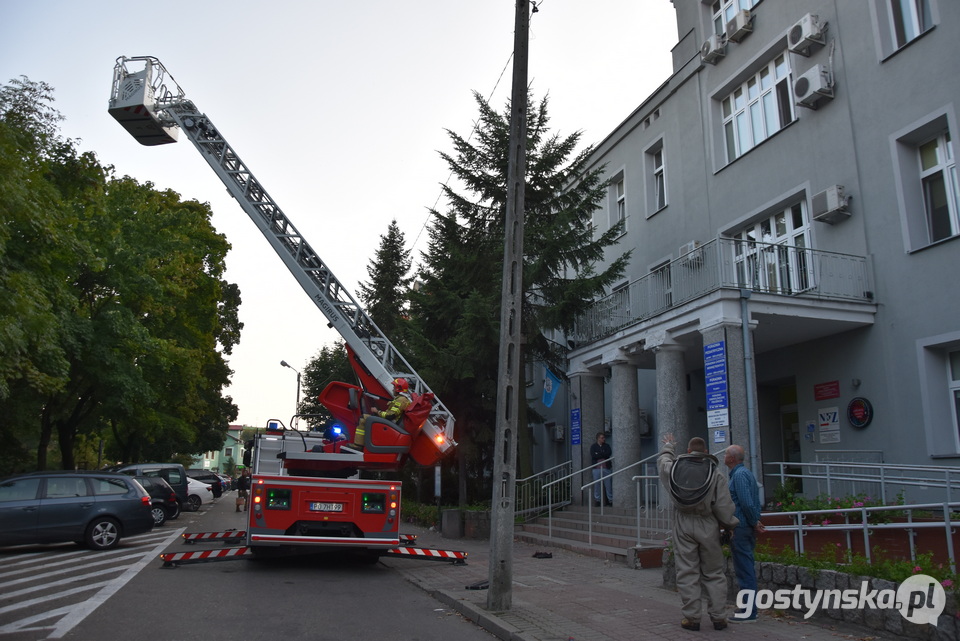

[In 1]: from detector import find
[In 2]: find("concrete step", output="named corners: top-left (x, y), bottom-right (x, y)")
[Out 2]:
top-left (517, 505), bottom-right (668, 567)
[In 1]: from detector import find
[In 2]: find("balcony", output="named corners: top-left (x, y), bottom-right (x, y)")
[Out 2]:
top-left (574, 238), bottom-right (874, 345)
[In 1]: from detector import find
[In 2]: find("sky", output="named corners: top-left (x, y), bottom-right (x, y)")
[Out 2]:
top-left (0, 0), bottom-right (678, 428)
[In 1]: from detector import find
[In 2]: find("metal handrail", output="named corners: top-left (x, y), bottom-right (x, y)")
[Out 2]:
top-left (515, 460), bottom-right (573, 520)
top-left (766, 460), bottom-right (960, 504)
top-left (578, 457), bottom-right (650, 545)
top-left (763, 501), bottom-right (960, 574)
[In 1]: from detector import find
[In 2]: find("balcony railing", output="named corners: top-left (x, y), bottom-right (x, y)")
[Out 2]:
top-left (574, 238), bottom-right (873, 343)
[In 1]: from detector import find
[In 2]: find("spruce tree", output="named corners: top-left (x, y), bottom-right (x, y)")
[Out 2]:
top-left (410, 91), bottom-right (630, 497)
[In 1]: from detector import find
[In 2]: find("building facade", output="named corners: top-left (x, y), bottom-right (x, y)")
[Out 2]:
top-left (560, 0), bottom-right (959, 504)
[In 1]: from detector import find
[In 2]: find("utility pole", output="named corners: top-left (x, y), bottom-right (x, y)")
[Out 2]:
top-left (487, 0), bottom-right (530, 612)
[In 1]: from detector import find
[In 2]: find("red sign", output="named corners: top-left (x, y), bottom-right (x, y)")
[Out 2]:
top-left (814, 380), bottom-right (841, 401)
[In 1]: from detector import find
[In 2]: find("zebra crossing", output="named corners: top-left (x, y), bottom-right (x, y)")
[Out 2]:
top-left (0, 527), bottom-right (183, 639)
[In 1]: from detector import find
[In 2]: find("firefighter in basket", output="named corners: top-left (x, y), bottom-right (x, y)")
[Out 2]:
top-left (353, 378), bottom-right (413, 449)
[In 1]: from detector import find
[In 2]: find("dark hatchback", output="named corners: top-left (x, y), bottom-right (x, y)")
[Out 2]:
top-left (186, 469), bottom-right (225, 498)
top-left (0, 471), bottom-right (154, 550)
top-left (135, 475), bottom-right (180, 525)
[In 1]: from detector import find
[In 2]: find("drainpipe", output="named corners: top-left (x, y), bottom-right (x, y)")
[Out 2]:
top-left (740, 289), bottom-right (763, 503)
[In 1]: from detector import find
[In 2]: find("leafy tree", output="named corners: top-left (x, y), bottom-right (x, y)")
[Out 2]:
top-left (0, 77), bottom-right (241, 473)
top-left (298, 340), bottom-right (355, 428)
top-left (409, 91), bottom-right (630, 499)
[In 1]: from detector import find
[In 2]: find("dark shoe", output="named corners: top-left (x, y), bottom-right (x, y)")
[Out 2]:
top-left (680, 618), bottom-right (700, 631)
top-left (712, 619), bottom-right (727, 630)
top-left (604, 501), bottom-right (612, 506)
top-left (729, 615), bottom-right (757, 624)
top-left (594, 501), bottom-right (601, 507)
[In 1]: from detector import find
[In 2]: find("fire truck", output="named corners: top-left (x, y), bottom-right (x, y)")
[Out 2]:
top-left (108, 56), bottom-right (461, 564)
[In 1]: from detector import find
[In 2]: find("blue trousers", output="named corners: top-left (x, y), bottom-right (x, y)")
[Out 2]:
top-left (592, 467), bottom-right (612, 502)
top-left (732, 525), bottom-right (758, 618)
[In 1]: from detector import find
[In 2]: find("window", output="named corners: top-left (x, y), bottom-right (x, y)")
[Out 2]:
top-left (893, 116), bottom-right (958, 250)
top-left (919, 131), bottom-right (959, 242)
top-left (890, 0), bottom-right (933, 48)
top-left (732, 202), bottom-right (812, 294)
top-left (608, 172), bottom-right (627, 234)
top-left (45, 477), bottom-right (89, 499)
top-left (652, 147), bottom-right (666, 212)
top-left (92, 477), bottom-right (130, 495)
top-left (0, 478), bottom-right (41, 502)
top-left (722, 54), bottom-right (795, 163)
top-left (616, 178), bottom-right (626, 227)
top-left (711, 0), bottom-right (759, 36)
top-left (950, 351), bottom-right (960, 446)
top-left (225, 447), bottom-right (234, 458)
top-left (918, 336), bottom-right (960, 456)
top-left (649, 261), bottom-right (672, 313)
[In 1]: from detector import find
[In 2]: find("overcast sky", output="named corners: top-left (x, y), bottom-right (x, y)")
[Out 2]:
top-left (1, 0), bottom-right (678, 428)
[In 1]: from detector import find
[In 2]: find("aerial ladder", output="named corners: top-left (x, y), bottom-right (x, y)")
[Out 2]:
top-left (109, 56), bottom-right (460, 563)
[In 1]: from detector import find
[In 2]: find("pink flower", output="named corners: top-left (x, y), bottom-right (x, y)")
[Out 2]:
top-left (822, 519), bottom-right (831, 525)
top-left (943, 579), bottom-right (954, 588)
top-left (913, 566), bottom-right (923, 573)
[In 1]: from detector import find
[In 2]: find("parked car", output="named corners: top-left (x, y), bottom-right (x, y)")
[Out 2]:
top-left (186, 477), bottom-right (213, 511)
top-left (135, 475), bottom-right (180, 525)
top-left (186, 469), bottom-right (225, 498)
top-left (0, 470), bottom-right (154, 550)
top-left (106, 463), bottom-right (192, 512)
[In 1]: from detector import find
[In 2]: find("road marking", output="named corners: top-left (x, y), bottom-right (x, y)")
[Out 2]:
top-left (46, 528), bottom-right (185, 638)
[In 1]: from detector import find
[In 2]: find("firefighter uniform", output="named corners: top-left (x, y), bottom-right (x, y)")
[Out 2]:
top-left (658, 442), bottom-right (739, 626)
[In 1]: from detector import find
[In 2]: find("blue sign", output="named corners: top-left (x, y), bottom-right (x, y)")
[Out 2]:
top-left (571, 408), bottom-right (581, 428)
top-left (703, 340), bottom-right (728, 411)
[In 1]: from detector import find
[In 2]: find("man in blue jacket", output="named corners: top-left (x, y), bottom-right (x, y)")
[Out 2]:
top-left (724, 444), bottom-right (765, 621)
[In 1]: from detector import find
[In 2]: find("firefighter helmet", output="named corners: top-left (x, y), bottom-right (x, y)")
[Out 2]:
top-left (392, 378), bottom-right (409, 394)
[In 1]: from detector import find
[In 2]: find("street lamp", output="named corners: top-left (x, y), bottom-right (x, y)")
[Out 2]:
top-left (280, 360), bottom-right (301, 419)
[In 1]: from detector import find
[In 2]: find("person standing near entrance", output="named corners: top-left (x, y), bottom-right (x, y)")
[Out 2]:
top-left (658, 434), bottom-right (738, 631)
top-left (589, 431), bottom-right (613, 506)
top-left (724, 444), bottom-right (765, 622)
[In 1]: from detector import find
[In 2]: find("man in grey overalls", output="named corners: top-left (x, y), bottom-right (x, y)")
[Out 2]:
top-left (658, 434), bottom-right (739, 631)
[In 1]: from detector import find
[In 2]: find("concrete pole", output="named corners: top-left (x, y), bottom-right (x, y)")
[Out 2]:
top-left (487, 0), bottom-right (529, 612)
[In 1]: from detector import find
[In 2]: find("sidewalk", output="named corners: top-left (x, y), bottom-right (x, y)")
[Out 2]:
top-left (384, 526), bottom-right (896, 641)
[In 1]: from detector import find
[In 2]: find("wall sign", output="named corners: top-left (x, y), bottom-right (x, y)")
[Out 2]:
top-left (847, 397), bottom-right (874, 429)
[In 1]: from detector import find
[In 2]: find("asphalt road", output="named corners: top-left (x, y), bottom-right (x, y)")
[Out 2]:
top-left (0, 491), bottom-right (494, 641)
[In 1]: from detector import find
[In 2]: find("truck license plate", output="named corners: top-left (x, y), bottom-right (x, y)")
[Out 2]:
top-left (310, 502), bottom-right (343, 512)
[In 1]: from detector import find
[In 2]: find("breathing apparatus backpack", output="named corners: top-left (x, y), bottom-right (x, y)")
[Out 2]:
top-left (668, 452), bottom-right (718, 508)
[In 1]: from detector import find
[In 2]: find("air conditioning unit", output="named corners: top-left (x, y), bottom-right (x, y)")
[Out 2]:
top-left (678, 240), bottom-right (703, 266)
top-left (638, 409), bottom-right (651, 437)
top-left (788, 13), bottom-right (826, 56)
top-left (726, 10), bottom-right (753, 43)
top-left (812, 185), bottom-right (850, 224)
top-left (794, 64), bottom-right (834, 109)
top-left (701, 34), bottom-right (725, 65)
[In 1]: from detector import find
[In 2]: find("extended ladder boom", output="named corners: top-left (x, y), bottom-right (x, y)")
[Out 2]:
top-left (109, 56), bottom-right (454, 456)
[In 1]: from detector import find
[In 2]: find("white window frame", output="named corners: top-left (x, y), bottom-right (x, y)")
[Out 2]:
top-left (645, 140), bottom-right (667, 216)
top-left (722, 53), bottom-right (795, 163)
top-left (711, 0), bottom-right (759, 36)
top-left (891, 112), bottom-right (958, 251)
top-left (918, 130), bottom-right (959, 243)
top-left (731, 202), bottom-right (813, 295)
top-left (918, 333), bottom-right (960, 457)
top-left (950, 350), bottom-right (960, 448)
top-left (608, 170), bottom-right (628, 235)
top-left (889, 0), bottom-right (934, 48)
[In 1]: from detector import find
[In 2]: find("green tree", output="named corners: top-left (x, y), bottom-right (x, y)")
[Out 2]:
top-left (410, 91), bottom-right (629, 499)
top-left (357, 219), bottom-right (413, 343)
top-left (298, 340), bottom-right (355, 428)
top-left (0, 77), bottom-right (241, 473)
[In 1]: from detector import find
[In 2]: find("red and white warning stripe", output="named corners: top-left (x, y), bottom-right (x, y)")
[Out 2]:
top-left (161, 547), bottom-right (250, 567)
top-left (181, 530), bottom-right (245, 543)
top-left (383, 547), bottom-right (467, 563)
